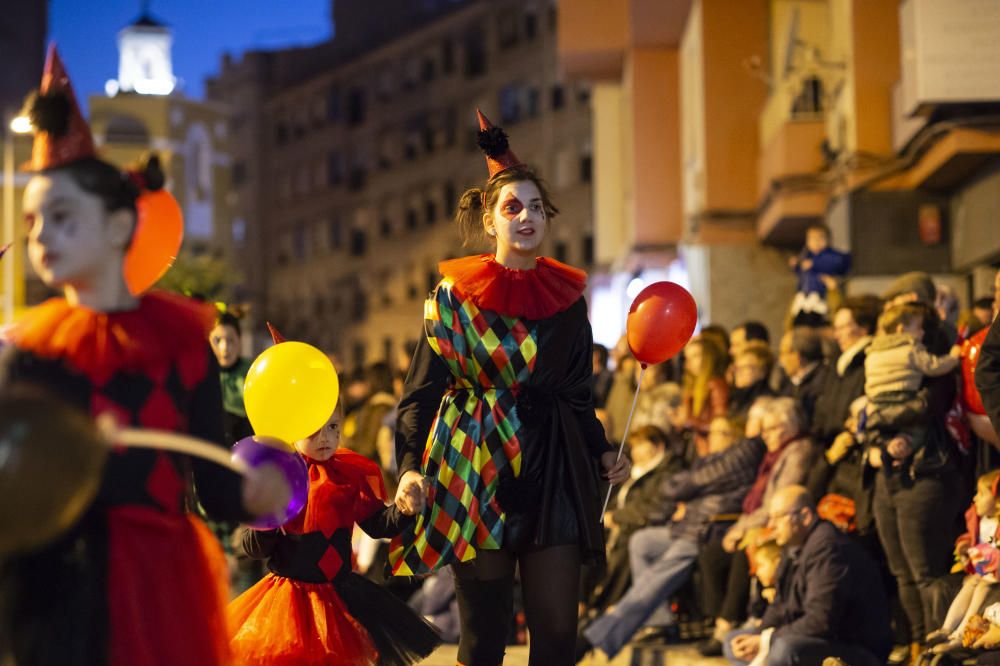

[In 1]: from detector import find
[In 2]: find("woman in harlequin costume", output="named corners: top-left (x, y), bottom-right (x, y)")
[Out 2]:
top-left (390, 110), bottom-right (631, 665)
top-left (228, 335), bottom-right (441, 665)
top-left (0, 46), bottom-right (290, 666)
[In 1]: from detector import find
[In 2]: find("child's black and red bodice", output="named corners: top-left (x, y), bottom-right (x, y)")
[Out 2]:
top-left (228, 449), bottom-right (439, 666)
top-left (1, 291), bottom-right (249, 666)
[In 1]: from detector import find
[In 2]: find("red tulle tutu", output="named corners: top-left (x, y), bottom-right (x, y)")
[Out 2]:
top-left (107, 507), bottom-right (232, 665)
top-left (228, 573), bottom-right (378, 666)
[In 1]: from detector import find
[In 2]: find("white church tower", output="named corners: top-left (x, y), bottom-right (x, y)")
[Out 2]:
top-left (113, 2), bottom-right (175, 96)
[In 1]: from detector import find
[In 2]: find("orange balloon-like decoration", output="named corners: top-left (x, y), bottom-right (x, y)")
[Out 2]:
top-left (124, 189), bottom-right (184, 295)
top-left (626, 282), bottom-right (698, 366)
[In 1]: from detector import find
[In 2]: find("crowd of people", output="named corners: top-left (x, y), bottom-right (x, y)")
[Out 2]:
top-left (572, 260), bottom-right (1000, 666)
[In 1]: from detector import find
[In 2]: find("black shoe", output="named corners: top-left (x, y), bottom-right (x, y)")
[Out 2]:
top-left (696, 637), bottom-right (723, 657)
top-left (574, 633), bottom-right (593, 663)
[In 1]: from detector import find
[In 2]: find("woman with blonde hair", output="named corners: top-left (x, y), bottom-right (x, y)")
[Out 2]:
top-left (681, 335), bottom-right (730, 456)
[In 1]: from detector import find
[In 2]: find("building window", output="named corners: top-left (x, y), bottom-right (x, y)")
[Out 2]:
top-left (423, 126), bottom-right (436, 153)
top-left (464, 30), bottom-right (486, 78)
top-left (426, 270), bottom-right (438, 293)
top-left (577, 86), bottom-right (591, 105)
top-left (548, 5), bottom-right (558, 32)
top-left (554, 240), bottom-right (568, 264)
top-left (421, 57), bottom-right (436, 83)
top-left (499, 85), bottom-right (522, 125)
top-left (524, 11), bottom-right (537, 40)
top-left (525, 86), bottom-right (540, 119)
top-left (498, 9), bottom-right (519, 49)
top-left (582, 235), bottom-right (594, 265)
top-left (551, 85), bottom-right (565, 110)
top-left (441, 39), bottom-right (454, 74)
top-left (232, 218), bottom-right (246, 246)
top-left (347, 87), bottom-right (366, 125)
top-left (443, 181), bottom-right (456, 215)
top-left (425, 200), bottom-right (437, 225)
top-left (293, 226), bottom-right (307, 260)
top-left (350, 228), bottom-right (368, 257)
top-left (380, 217), bottom-right (393, 238)
top-left (580, 152), bottom-right (593, 183)
top-left (327, 86), bottom-right (341, 122)
top-left (352, 340), bottom-right (366, 368)
top-left (327, 152), bottom-right (343, 186)
top-left (231, 161), bottom-right (246, 187)
top-left (405, 208), bottom-right (419, 230)
top-left (328, 218), bottom-right (343, 249)
top-left (347, 168), bottom-right (367, 192)
top-left (275, 122), bottom-right (289, 145)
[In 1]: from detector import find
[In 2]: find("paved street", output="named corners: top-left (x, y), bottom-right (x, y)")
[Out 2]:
top-left (420, 643), bottom-right (728, 665)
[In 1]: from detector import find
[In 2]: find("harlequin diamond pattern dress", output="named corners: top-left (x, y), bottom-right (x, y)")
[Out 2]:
top-left (389, 254), bottom-right (615, 576)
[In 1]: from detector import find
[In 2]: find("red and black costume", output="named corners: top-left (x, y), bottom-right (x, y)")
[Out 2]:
top-left (1, 292), bottom-right (250, 665)
top-left (228, 449), bottom-right (440, 665)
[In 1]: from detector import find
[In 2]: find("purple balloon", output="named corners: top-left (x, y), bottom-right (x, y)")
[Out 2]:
top-left (232, 436), bottom-right (309, 529)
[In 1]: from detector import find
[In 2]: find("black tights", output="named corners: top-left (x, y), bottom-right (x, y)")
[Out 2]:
top-left (452, 544), bottom-right (581, 666)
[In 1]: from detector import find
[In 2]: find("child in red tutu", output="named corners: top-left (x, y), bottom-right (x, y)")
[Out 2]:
top-left (228, 401), bottom-right (441, 665)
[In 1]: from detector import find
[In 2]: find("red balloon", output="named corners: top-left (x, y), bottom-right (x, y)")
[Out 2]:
top-left (961, 328), bottom-right (988, 416)
top-left (626, 282), bottom-right (698, 366)
top-left (124, 189), bottom-right (184, 295)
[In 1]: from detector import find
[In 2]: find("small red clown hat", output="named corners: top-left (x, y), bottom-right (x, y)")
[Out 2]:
top-left (24, 44), bottom-right (97, 172)
top-left (476, 109), bottom-right (524, 179)
top-left (266, 322), bottom-right (287, 344)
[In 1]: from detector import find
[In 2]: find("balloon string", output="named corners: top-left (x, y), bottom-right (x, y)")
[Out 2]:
top-left (113, 428), bottom-right (248, 475)
top-left (600, 365), bottom-right (646, 519)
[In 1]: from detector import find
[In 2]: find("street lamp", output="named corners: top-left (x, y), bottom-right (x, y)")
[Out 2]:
top-left (4, 111), bottom-right (31, 324)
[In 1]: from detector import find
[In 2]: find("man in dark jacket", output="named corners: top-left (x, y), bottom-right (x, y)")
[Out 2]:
top-left (577, 435), bottom-right (766, 660)
top-left (778, 327), bottom-right (829, 429)
top-left (725, 486), bottom-right (892, 666)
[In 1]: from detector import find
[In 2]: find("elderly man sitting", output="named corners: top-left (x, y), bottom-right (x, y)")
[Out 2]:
top-left (724, 486), bottom-right (892, 666)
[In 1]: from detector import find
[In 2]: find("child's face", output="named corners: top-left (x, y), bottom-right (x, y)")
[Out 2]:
top-left (707, 418), bottom-right (734, 453)
top-left (754, 555), bottom-right (779, 587)
top-left (898, 316), bottom-right (924, 341)
top-left (975, 482), bottom-right (998, 518)
top-left (805, 229), bottom-right (829, 254)
top-left (293, 408), bottom-right (342, 462)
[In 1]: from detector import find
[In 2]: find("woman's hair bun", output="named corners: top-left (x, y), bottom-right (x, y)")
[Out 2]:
top-left (25, 90), bottom-right (71, 137)
top-left (139, 153), bottom-right (165, 192)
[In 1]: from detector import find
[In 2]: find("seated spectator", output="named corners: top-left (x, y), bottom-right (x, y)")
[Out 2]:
top-left (724, 486), bottom-right (892, 666)
top-left (731, 321), bottom-right (772, 361)
top-left (631, 364), bottom-right (683, 440)
top-left (744, 541), bottom-right (783, 666)
top-left (681, 335), bottom-right (731, 457)
top-left (576, 413), bottom-right (766, 661)
top-left (729, 343), bottom-right (776, 422)
top-left (777, 327), bottom-right (829, 429)
top-left (584, 425), bottom-right (687, 615)
top-left (698, 397), bottom-right (819, 656)
top-left (592, 343), bottom-right (613, 409)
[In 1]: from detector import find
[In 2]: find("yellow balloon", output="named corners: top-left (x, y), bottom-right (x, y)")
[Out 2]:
top-left (243, 341), bottom-right (340, 444)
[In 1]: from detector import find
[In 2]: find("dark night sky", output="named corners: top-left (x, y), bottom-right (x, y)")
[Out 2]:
top-left (49, 0), bottom-right (333, 113)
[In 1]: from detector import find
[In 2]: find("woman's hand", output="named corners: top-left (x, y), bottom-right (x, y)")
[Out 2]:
top-left (395, 470), bottom-right (427, 515)
top-left (242, 462), bottom-right (291, 517)
top-left (886, 436), bottom-right (913, 460)
top-left (722, 526), bottom-right (744, 553)
top-left (601, 451), bottom-right (631, 485)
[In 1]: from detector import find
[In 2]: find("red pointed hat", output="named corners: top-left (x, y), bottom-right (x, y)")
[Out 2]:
top-left (26, 44), bottom-right (97, 172)
top-left (476, 109), bottom-right (524, 179)
top-left (266, 322), bottom-right (287, 344)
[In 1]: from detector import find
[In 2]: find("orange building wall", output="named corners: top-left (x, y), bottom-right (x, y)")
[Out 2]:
top-left (628, 47), bottom-right (683, 246)
top-left (850, 0), bottom-right (900, 156)
top-left (700, 0), bottom-right (769, 213)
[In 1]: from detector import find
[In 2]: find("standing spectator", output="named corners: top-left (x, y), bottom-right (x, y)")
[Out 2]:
top-left (346, 362), bottom-right (397, 467)
top-left (682, 335), bottom-right (731, 457)
top-left (937, 284), bottom-right (961, 331)
top-left (592, 343), bottom-right (613, 409)
top-left (631, 364), bottom-right (683, 439)
top-left (729, 343), bottom-right (776, 422)
top-left (723, 486), bottom-right (892, 666)
top-left (811, 297), bottom-right (880, 449)
top-left (882, 271), bottom-right (957, 353)
top-left (777, 327), bottom-right (830, 429)
top-left (788, 224), bottom-right (852, 328)
top-left (976, 273), bottom-right (1000, 448)
top-left (974, 298), bottom-right (997, 333)
top-left (605, 335), bottom-right (639, 444)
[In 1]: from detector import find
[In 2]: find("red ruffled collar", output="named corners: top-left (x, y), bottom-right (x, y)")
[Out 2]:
top-left (439, 254), bottom-right (587, 319)
top-left (7, 290), bottom-right (215, 387)
top-left (284, 449), bottom-right (387, 536)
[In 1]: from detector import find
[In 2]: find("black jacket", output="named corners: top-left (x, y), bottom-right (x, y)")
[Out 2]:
top-left (976, 314), bottom-right (1000, 442)
top-left (609, 453), bottom-right (686, 539)
top-left (762, 520), bottom-right (892, 660)
top-left (811, 344), bottom-right (867, 447)
top-left (782, 363), bottom-right (831, 430)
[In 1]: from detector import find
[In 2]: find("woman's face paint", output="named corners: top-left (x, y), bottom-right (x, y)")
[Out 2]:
top-left (485, 180), bottom-right (547, 256)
